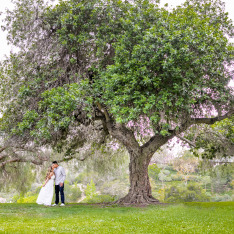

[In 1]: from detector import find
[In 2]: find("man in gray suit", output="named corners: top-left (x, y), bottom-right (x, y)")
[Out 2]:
top-left (52, 161), bottom-right (66, 206)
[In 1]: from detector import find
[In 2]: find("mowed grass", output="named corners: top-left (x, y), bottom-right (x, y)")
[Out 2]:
top-left (0, 202), bottom-right (233, 233)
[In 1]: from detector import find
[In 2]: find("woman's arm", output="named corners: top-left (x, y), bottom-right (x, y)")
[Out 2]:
top-left (42, 172), bottom-right (54, 187)
top-left (42, 178), bottom-right (49, 187)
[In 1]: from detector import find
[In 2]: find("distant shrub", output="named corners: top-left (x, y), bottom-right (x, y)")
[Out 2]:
top-left (205, 192), bottom-right (212, 197)
top-left (74, 173), bottom-right (86, 184)
top-left (164, 165), bottom-right (175, 171)
top-left (158, 169), bottom-right (172, 183)
top-left (165, 183), bottom-right (210, 202)
top-left (12, 194), bottom-right (20, 203)
top-left (81, 195), bottom-right (115, 203)
top-left (164, 176), bottom-right (172, 182)
top-left (17, 195), bottom-right (37, 203)
top-left (152, 188), bottom-right (165, 202)
top-left (230, 180), bottom-right (234, 189)
top-left (148, 164), bottom-right (160, 181)
top-left (162, 170), bottom-right (170, 176)
top-left (172, 174), bottom-right (183, 181)
top-left (100, 180), bottom-right (128, 198)
top-left (13, 189), bottom-right (40, 203)
top-left (187, 175), bottom-right (202, 182)
top-left (66, 186), bottom-right (82, 203)
top-left (211, 194), bottom-right (232, 202)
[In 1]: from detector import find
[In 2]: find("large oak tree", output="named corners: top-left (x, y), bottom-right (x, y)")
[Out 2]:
top-left (0, 0), bottom-right (233, 204)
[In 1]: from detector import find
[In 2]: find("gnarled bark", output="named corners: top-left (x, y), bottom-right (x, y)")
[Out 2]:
top-left (116, 149), bottom-right (159, 205)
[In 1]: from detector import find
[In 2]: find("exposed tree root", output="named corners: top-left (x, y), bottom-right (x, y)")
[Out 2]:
top-left (114, 193), bottom-right (160, 206)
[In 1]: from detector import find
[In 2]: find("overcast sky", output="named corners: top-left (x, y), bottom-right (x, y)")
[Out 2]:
top-left (0, 0), bottom-right (233, 60)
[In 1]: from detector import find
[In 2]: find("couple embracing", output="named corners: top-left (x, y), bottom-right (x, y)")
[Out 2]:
top-left (36, 161), bottom-right (66, 206)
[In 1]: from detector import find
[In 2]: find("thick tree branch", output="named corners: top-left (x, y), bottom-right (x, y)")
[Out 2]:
top-left (141, 134), bottom-right (174, 157)
top-left (0, 153), bottom-right (86, 168)
top-left (0, 158), bottom-right (44, 168)
top-left (0, 144), bottom-right (49, 168)
top-left (142, 111), bottom-right (233, 157)
top-left (177, 135), bottom-right (196, 148)
top-left (169, 110), bottom-right (234, 136)
top-left (0, 155), bottom-right (9, 161)
top-left (192, 110), bottom-right (233, 125)
top-left (106, 121), bottom-right (140, 153)
top-left (0, 147), bottom-right (7, 153)
top-left (96, 102), bottom-right (110, 121)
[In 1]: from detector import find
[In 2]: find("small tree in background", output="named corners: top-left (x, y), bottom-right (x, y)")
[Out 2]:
top-left (158, 170), bottom-right (172, 187)
top-left (85, 179), bottom-right (97, 200)
top-left (173, 153), bottom-right (199, 185)
top-left (202, 176), bottom-right (211, 191)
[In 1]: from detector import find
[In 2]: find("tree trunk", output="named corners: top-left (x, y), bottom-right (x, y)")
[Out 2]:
top-left (116, 150), bottom-right (159, 205)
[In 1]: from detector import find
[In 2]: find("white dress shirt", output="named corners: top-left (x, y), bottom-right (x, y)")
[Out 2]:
top-left (54, 166), bottom-right (66, 185)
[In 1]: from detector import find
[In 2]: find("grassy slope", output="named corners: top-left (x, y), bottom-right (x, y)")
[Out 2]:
top-left (0, 202), bottom-right (233, 233)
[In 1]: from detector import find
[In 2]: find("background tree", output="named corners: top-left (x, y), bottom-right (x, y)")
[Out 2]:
top-left (158, 169), bottom-right (172, 187)
top-left (201, 176), bottom-right (211, 190)
top-left (0, 0), bottom-right (233, 204)
top-left (84, 179), bottom-right (97, 200)
top-left (172, 152), bottom-right (199, 185)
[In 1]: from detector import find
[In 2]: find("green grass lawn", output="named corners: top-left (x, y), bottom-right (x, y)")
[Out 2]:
top-left (0, 202), bottom-right (233, 233)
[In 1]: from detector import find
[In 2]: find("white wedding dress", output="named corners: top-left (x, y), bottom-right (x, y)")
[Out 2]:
top-left (36, 175), bottom-right (55, 206)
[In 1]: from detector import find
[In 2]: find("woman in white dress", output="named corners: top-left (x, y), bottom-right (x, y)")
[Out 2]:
top-left (36, 166), bottom-right (55, 206)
